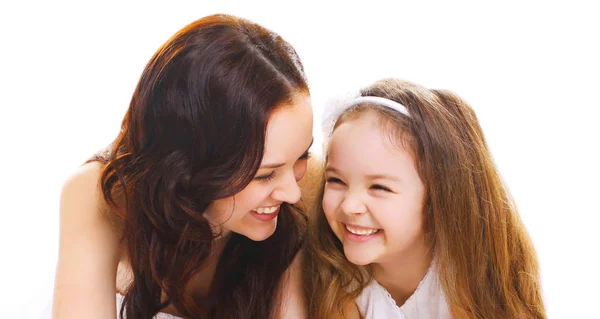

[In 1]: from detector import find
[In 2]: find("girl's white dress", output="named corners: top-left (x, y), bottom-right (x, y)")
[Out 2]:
top-left (356, 263), bottom-right (451, 319)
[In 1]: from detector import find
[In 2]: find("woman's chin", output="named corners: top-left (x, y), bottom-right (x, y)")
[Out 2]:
top-left (240, 221), bottom-right (278, 241)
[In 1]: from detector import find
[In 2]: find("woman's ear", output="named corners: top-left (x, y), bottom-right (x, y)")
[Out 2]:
top-left (297, 156), bottom-right (325, 216)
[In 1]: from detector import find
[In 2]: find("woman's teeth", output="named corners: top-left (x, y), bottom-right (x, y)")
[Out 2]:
top-left (345, 224), bottom-right (380, 236)
top-left (253, 206), bottom-right (279, 214)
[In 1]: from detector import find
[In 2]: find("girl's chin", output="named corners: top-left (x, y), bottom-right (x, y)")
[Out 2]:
top-left (343, 248), bottom-right (378, 266)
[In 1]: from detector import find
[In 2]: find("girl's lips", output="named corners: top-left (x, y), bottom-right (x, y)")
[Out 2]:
top-left (343, 223), bottom-right (382, 242)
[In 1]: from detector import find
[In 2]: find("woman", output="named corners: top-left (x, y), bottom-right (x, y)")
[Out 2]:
top-left (53, 14), bottom-right (317, 319)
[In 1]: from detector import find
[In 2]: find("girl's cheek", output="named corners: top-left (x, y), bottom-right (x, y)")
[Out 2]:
top-left (322, 190), bottom-right (338, 217)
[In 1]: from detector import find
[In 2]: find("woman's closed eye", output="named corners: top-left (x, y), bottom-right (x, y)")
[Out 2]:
top-left (255, 171), bottom-right (275, 182)
top-left (299, 150), bottom-right (311, 161)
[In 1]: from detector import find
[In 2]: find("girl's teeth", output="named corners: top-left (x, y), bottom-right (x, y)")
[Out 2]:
top-left (253, 206), bottom-right (279, 214)
top-left (345, 224), bottom-right (380, 236)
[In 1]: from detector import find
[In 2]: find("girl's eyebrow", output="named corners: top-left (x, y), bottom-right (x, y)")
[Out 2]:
top-left (325, 166), bottom-right (340, 174)
top-left (326, 166), bottom-right (401, 182)
top-left (365, 174), bottom-right (401, 182)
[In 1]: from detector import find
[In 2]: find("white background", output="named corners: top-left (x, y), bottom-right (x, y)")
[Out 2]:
top-left (1, 1), bottom-right (598, 318)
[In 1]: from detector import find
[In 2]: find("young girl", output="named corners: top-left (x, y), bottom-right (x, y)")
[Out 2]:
top-left (304, 79), bottom-right (546, 318)
top-left (53, 14), bottom-right (317, 319)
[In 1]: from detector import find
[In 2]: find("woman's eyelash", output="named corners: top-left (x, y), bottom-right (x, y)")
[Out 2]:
top-left (299, 151), bottom-right (311, 160)
top-left (255, 152), bottom-right (309, 182)
top-left (255, 171), bottom-right (275, 181)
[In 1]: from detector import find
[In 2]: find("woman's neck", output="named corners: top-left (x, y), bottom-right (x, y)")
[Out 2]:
top-left (186, 234), bottom-right (231, 299)
top-left (160, 234), bottom-right (232, 317)
top-left (371, 236), bottom-right (432, 307)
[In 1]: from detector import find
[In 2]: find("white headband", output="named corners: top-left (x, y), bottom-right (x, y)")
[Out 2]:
top-left (348, 96), bottom-right (410, 118)
top-left (322, 93), bottom-right (411, 138)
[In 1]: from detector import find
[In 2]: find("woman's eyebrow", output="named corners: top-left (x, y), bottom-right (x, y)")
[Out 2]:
top-left (260, 138), bottom-right (314, 169)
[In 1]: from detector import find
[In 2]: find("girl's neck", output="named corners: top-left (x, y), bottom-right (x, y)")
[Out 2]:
top-left (371, 236), bottom-right (432, 307)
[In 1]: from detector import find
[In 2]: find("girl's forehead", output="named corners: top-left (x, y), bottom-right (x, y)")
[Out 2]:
top-left (328, 118), bottom-right (417, 174)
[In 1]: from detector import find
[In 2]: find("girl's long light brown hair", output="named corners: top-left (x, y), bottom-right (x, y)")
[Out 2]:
top-left (304, 79), bottom-right (546, 318)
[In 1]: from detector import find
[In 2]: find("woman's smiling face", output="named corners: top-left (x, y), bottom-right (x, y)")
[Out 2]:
top-left (206, 93), bottom-right (314, 241)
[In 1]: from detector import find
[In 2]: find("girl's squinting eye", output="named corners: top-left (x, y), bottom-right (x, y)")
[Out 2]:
top-left (255, 171), bottom-right (275, 182)
top-left (371, 184), bottom-right (392, 192)
top-left (326, 177), bottom-right (344, 185)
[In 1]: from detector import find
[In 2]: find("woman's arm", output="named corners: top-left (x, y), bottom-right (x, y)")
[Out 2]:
top-left (52, 162), bottom-right (122, 319)
top-left (278, 157), bottom-right (323, 318)
top-left (278, 251), bottom-right (307, 318)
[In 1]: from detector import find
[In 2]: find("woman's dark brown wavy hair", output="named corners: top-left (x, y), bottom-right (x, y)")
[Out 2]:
top-left (90, 14), bottom-right (309, 319)
top-left (304, 79), bottom-right (546, 318)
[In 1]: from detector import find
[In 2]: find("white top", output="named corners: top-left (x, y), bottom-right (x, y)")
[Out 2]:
top-left (116, 293), bottom-right (183, 319)
top-left (356, 263), bottom-right (451, 319)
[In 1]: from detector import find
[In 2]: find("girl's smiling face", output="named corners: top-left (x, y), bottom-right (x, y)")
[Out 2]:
top-left (322, 111), bottom-right (427, 265)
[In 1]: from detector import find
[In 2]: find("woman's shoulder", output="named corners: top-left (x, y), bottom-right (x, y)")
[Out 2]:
top-left (60, 161), bottom-right (123, 238)
top-left (53, 161), bottom-right (126, 317)
top-left (61, 161), bottom-right (105, 210)
top-left (61, 161), bottom-right (109, 214)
